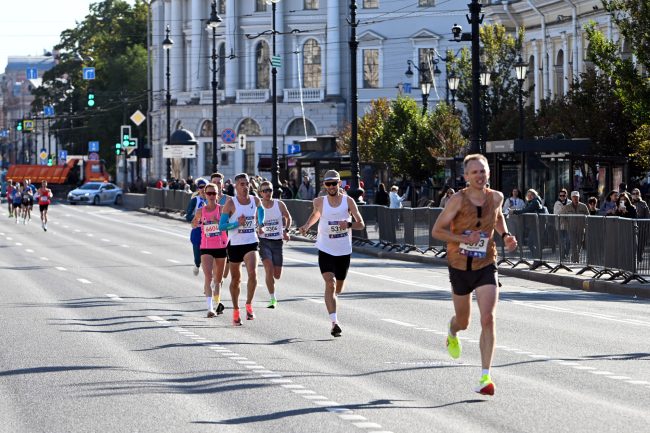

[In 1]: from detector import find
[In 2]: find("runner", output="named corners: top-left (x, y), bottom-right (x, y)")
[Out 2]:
top-left (299, 170), bottom-right (365, 337)
top-left (209, 172), bottom-right (230, 314)
top-left (192, 182), bottom-right (229, 318)
top-left (36, 180), bottom-right (53, 231)
top-left (258, 180), bottom-right (292, 309)
top-left (431, 153), bottom-right (518, 396)
top-left (219, 173), bottom-right (265, 326)
top-left (21, 182), bottom-right (33, 224)
top-left (6, 180), bottom-right (14, 218)
top-left (11, 184), bottom-right (23, 224)
top-left (186, 178), bottom-right (208, 276)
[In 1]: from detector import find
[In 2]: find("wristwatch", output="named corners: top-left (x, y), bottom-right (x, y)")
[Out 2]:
top-left (501, 232), bottom-right (512, 240)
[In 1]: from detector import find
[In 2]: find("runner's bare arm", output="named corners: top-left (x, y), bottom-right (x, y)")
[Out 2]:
top-left (299, 197), bottom-right (323, 234)
top-left (191, 208), bottom-right (203, 229)
top-left (279, 201), bottom-right (292, 229)
top-left (346, 197), bottom-right (365, 230)
top-left (431, 194), bottom-right (478, 244)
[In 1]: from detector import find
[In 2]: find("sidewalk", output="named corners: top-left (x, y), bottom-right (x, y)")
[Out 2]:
top-left (138, 207), bottom-right (650, 299)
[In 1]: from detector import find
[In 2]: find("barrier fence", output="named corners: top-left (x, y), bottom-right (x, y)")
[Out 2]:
top-left (145, 188), bottom-right (648, 284)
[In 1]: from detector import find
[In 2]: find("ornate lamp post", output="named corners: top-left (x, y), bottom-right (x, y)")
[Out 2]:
top-left (162, 25), bottom-right (173, 181)
top-left (405, 59), bottom-right (434, 114)
top-left (515, 55), bottom-right (529, 140)
top-left (266, 0), bottom-right (281, 197)
top-left (479, 67), bottom-right (492, 154)
top-left (207, 1), bottom-right (222, 174)
top-left (347, 0), bottom-right (362, 203)
top-left (447, 71), bottom-right (460, 113)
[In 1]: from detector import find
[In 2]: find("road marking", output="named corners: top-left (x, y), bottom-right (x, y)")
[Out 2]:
top-left (167, 259), bottom-right (180, 264)
top-left (106, 294), bottom-right (124, 301)
top-left (74, 229), bottom-right (81, 233)
top-left (381, 319), bottom-right (416, 327)
top-left (15, 242), bottom-right (22, 246)
top-left (141, 250), bottom-right (152, 255)
top-left (589, 371), bottom-right (614, 375)
top-left (607, 376), bottom-right (631, 380)
top-left (56, 266), bottom-right (67, 271)
top-left (353, 422), bottom-right (383, 429)
top-left (101, 238), bottom-right (111, 242)
top-left (87, 233), bottom-right (94, 237)
top-left (77, 278), bottom-right (92, 284)
top-left (121, 244), bottom-right (129, 248)
top-left (40, 257), bottom-right (49, 261)
top-left (6, 237), bottom-right (12, 240)
top-left (25, 249), bottom-right (34, 253)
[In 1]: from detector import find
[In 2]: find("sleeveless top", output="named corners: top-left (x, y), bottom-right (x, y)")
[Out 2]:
top-left (38, 188), bottom-right (51, 205)
top-left (200, 204), bottom-right (228, 249)
top-left (447, 188), bottom-right (498, 271)
top-left (259, 200), bottom-right (284, 240)
top-left (228, 195), bottom-right (258, 246)
top-left (316, 195), bottom-right (352, 256)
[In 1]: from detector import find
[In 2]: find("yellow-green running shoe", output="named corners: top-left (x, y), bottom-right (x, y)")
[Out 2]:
top-left (267, 298), bottom-right (278, 309)
top-left (446, 320), bottom-right (461, 359)
top-left (473, 374), bottom-right (495, 396)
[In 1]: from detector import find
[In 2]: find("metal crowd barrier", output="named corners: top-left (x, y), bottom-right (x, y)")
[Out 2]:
top-left (144, 188), bottom-right (648, 284)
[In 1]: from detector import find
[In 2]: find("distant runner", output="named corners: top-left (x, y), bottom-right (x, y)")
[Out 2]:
top-left (36, 180), bottom-right (53, 231)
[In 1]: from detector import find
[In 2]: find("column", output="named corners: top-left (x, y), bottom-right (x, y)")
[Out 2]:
top-left (292, 36), bottom-right (299, 88)
top-left (326, 0), bottom-right (341, 97)
top-left (171, 0), bottom-right (183, 93)
top-left (532, 40), bottom-right (540, 112)
top-left (191, 0), bottom-right (203, 94)
top-left (562, 32), bottom-right (569, 95)
top-left (275, 1), bottom-right (285, 93)
top-left (225, 0), bottom-right (238, 98)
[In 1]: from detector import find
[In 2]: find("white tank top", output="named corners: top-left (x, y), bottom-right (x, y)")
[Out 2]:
top-left (316, 195), bottom-right (352, 256)
top-left (228, 195), bottom-right (258, 246)
top-left (259, 200), bottom-right (284, 240)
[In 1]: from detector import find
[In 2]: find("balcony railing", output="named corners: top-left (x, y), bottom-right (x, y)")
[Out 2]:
top-left (283, 88), bottom-right (324, 103)
top-left (199, 90), bottom-right (225, 104)
top-left (236, 89), bottom-right (270, 103)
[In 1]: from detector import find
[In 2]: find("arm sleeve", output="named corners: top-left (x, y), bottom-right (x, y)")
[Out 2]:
top-left (219, 213), bottom-right (239, 231)
top-left (257, 205), bottom-right (265, 225)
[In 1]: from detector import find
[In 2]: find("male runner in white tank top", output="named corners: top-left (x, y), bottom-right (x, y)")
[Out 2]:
top-left (299, 170), bottom-right (365, 337)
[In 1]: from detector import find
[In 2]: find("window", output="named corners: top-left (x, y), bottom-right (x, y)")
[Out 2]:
top-left (304, 0), bottom-right (319, 9)
top-left (218, 43), bottom-right (226, 90)
top-left (218, 0), bottom-right (225, 14)
top-left (303, 40), bottom-right (322, 88)
top-left (363, 0), bottom-right (378, 8)
top-left (256, 41), bottom-right (270, 89)
top-left (287, 118), bottom-right (316, 136)
top-left (419, 0), bottom-right (435, 6)
top-left (238, 118), bottom-right (261, 136)
top-left (255, 0), bottom-right (267, 12)
top-left (418, 48), bottom-right (433, 83)
top-left (363, 49), bottom-right (379, 88)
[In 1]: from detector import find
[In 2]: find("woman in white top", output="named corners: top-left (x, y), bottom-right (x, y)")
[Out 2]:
top-left (389, 185), bottom-right (409, 208)
top-left (502, 188), bottom-right (525, 216)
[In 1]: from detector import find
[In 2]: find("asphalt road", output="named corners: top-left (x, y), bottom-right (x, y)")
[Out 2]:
top-left (0, 203), bottom-right (648, 433)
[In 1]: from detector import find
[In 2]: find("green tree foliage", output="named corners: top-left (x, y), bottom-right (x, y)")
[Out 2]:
top-left (31, 0), bottom-right (148, 174)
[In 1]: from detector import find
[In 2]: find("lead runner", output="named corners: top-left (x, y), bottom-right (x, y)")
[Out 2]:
top-left (431, 154), bottom-right (517, 395)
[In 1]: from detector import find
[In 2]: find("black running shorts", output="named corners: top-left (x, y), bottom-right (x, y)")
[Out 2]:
top-left (200, 248), bottom-right (228, 259)
top-left (227, 242), bottom-right (258, 263)
top-left (318, 250), bottom-right (351, 281)
top-left (448, 263), bottom-right (498, 296)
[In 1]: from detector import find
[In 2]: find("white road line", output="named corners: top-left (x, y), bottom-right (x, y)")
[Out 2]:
top-left (56, 266), bottom-right (67, 271)
top-left (101, 238), bottom-right (111, 242)
top-left (141, 250), bottom-right (152, 255)
top-left (106, 294), bottom-right (124, 301)
top-left (589, 371), bottom-right (614, 375)
top-left (25, 249), bottom-right (34, 253)
top-left (121, 244), bottom-right (129, 248)
top-left (77, 278), bottom-right (92, 284)
top-left (381, 319), bottom-right (416, 327)
top-left (15, 242), bottom-right (22, 246)
top-left (353, 422), bottom-right (383, 429)
top-left (40, 257), bottom-right (49, 261)
top-left (167, 259), bottom-right (180, 263)
top-left (6, 237), bottom-right (12, 240)
top-left (87, 233), bottom-right (94, 237)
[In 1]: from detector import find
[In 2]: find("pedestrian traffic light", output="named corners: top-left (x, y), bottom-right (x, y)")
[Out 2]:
top-left (87, 90), bottom-right (95, 107)
top-left (16, 120), bottom-right (23, 131)
top-left (120, 125), bottom-right (131, 147)
top-left (115, 142), bottom-right (122, 155)
top-left (47, 155), bottom-right (53, 166)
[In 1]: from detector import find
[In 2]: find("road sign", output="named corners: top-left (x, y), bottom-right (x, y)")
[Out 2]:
top-left (221, 143), bottom-right (236, 152)
top-left (88, 141), bottom-right (100, 152)
top-left (130, 110), bottom-right (146, 126)
top-left (127, 138), bottom-right (138, 148)
top-left (163, 145), bottom-right (196, 158)
top-left (271, 55), bottom-right (282, 68)
top-left (23, 120), bottom-right (34, 132)
top-left (221, 128), bottom-right (236, 144)
top-left (44, 106), bottom-right (55, 117)
top-left (39, 148), bottom-right (48, 161)
top-left (238, 134), bottom-right (246, 150)
top-left (88, 152), bottom-right (100, 161)
top-left (287, 144), bottom-right (301, 155)
top-left (403, 83), bottom-right (412, 93)
top-left (26, 67), bottom-right (38, 79)
top-left (58, 150), bottom-right (68, 165)
top-left (83, 67), bottom-right (96, 80)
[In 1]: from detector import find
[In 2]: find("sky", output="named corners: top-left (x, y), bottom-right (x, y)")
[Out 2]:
top-left (0, 0), bottom-right (135, 72)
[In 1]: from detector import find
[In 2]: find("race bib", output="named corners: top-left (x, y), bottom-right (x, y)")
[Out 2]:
top-left (459, 231), bottom-right (489, 258)
top-left (203, 222), bottom-right (221, 237)
top-left (39, 195), bottom-right (49, 204)
top-left (237, 216), bottom-right (255, 234)
top-left (327, 220), bottom-right (349, 239)
top-left (263, 218), bottom-right (281, 237)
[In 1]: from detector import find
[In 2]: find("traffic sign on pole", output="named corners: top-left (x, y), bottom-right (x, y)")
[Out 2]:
top-left (271, 55), bottom-right (282, 68)
top-left (88, 141), bottom-right (100, 153)
top-left (130, 110), bottom-right (146, 126)
top-left (26, 67), bottom-right (38, 79)
top-left (287, 144), bottom-right (301, 155)
top-left (83, 67), bottom-right (96, 80)
top-left (221, 128), bottom-right (236, 144)
top-left (58, 150), bottom-right (68, 165)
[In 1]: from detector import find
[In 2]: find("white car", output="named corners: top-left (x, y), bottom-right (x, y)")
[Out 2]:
top-left (67, 182), bottom-right (123, 205)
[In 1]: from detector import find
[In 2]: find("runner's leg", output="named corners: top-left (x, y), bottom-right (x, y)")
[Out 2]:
top-left (474, 284), bottom-right (498, 370)
top-left (450, 293), bottom-right (472, 336)
top-left (243, 250), bottom-right (258, 305)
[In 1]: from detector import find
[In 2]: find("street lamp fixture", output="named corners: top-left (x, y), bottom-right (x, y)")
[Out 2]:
top-left (207, 0), bottom-right (222, 174)
top-left (162, 25), bottom-right (173, 181)
top-left (405, 59), bottom-right (433, 114)
top-left (447, 71), bottom-right (460, 113)
top-left (515, 55), bottom-right (529, 140)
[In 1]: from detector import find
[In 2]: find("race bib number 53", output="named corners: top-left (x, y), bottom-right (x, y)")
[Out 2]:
top-left (327, 221), bottom-right (348, 239)
top-left (459, 231), bottom-right (489, 258)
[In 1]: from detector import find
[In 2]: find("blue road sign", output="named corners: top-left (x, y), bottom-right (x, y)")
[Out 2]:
top-left (83, 67), bottom-right (96, 80)
top-left (287, 144), bottom-right (301, 155)
top-left (88, 141), bottom-right (100, 152)
top-left (58, 150), bottom-right (68, 165)
top-left (221, 128), bottom-right (236, 144)
top-left (44, 106), bottom-right (55, 117)
top-left (403, 83), bottom-right (412, 93)
top-left (26, 67), bottom-right (38, 79)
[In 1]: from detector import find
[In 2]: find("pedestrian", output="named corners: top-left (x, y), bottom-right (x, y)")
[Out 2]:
top-left (36, 180), bottom-right (53, 231)
top-left (6, 180), bottom-right (14, 217)
top-left (191, 182), bottom-right (229, 318)
top-left (560, 191), bottom-right (589, 263)
top-left (374, 183), bottom-right (389, 206)
top-left (219, 173), bottom-right (265, 326)
top-left (210, 172), bottom-right (231, 311)
top-left (512, 189), bottom-right (545, 257)
top-left (615, 192), bottom-right (637, 218)
top-left (298, 175), bottom-right (315, 200)
top-left (185, 178), bottom-right (208, 276)
top-left (11, 183), bottom-right (23, 224)
top-left (598, 190), bottom-right (619, 216)
top-left (258, 180), bottom-right (292, 308)
top-left (431, 154), bottom-right (517, 396)
top-left (440, 188), bottom-right (455, 208)
top-left (502, 188), bottom-right (525, 216)
top-left (553, 189), bottom-right (570, 259)
top-left (631, 188), bottom-right (649, 262)
top-left (587, 197), bottom-right (599, 215)
top-left (299, 170), bottom-right (365, 337)
top-left (389, 185), bottom-right (409, 208)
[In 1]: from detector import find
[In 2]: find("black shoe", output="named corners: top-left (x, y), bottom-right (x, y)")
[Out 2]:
top-left (216, 303), bottom-right (225, 315)
top-left (330, 323), bottom-right (342, 337)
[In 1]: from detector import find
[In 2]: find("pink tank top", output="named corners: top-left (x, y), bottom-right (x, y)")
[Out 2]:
top-left (199, 205), bottom-right (228, 249)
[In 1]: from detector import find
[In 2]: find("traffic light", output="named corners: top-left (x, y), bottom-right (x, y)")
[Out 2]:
top-left (16, 120), bottom-right (23, 131)
top-left (87, 90), bottom-right (95, 107)
top-left (47, 155), bottom-right (53, 166)
top-left (120, 125), bottom-right (131, 148)
top-left (115, 142), bottom-right (122, 155)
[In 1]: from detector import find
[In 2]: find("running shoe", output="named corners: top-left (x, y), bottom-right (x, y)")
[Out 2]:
top-left (192, 266), bottom-right (200, 276)
top-left (331, 323), bottom-right (342, 337)
top-left (233, 317), bottom-right (243, 326)
top-left (446, 321), bottom-right (462, 359)
top-left (207, 310), bottom-right (216, 318)
top-left (267, 298), bottom-right (278, 309)
top-left (216, 302), bottom-right (225, 315)
top-left (473, 374), bottom-right (495, 396)
top-left (246, 310), bottom-right (255, 320)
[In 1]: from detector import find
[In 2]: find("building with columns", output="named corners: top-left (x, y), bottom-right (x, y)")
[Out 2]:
top-left (149, 0), bottom-right (472, 181)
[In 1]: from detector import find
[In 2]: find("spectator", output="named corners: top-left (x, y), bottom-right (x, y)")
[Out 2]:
top-left (561, 191), bottom-right (589, 263)
top-left (619, 182), bottom-right (628, 194)
top-left (288, 179), bottom-right (298, 198)
top-left (374, 183), bottom-right (389, 206)
top-left (440, 188), bottom-right (455, 208)
top-left (598, 190), bottom-right (619, 216)
top-left (587, 197), bottom-right (599, 215)
top-left (553, 188), bottom-right (569, 214)
top-left (155, 178), bottom-right (163, 189)
top-left (512, 189), bottom-right (545, 257)
top-left (502, 188), bottom-right (525, 216)
top-left (615, 192), bottom-right (637, 218)
top-left (512, 189), bottom-right (545, 215)
top-left (389, 185), bottom-right (409, 208)
top-left (224, 179), bottom-right (234, 196)
top-left (297, 175), bottom-right (315, 200)
top-left (281, 180), bottom-right (293, 199)
top-left (631, 188), bottom-right (649, 219)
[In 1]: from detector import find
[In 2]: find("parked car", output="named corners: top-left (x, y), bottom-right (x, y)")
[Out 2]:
top-left (67, 182), bottom-right (123, 205)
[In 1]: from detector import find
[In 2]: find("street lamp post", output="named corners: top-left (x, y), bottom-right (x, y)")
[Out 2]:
top-left (447, 71), bottom-right (460, 113)
top-left (267, 0), bottom-right (281, 198)
top-left (162, 25), bottom-right (173, 181)
top-left (515, 55), bottom-right (529, 140)
top-left (207, 1), bottom-right (222, 174)
top-left (348, 0), bottom-right (362, 203)
top-left (479, 67), bottom-right (492, 154)
top-left (405, 59), bottom-right (434, 115)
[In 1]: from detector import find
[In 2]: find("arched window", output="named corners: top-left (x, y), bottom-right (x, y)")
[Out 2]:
top-left (237, 118), bottom-right (261, 136)
top-left (218, 43), bottom-right (226, 90)
top-left (200, 120), bottom-right (212, 137)
top-left (287, 118), bottom-right (316, 136)
top-left (256, 41), bottom-right (270, 89)
top-left (303, 40), bottom-right (322, 88)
